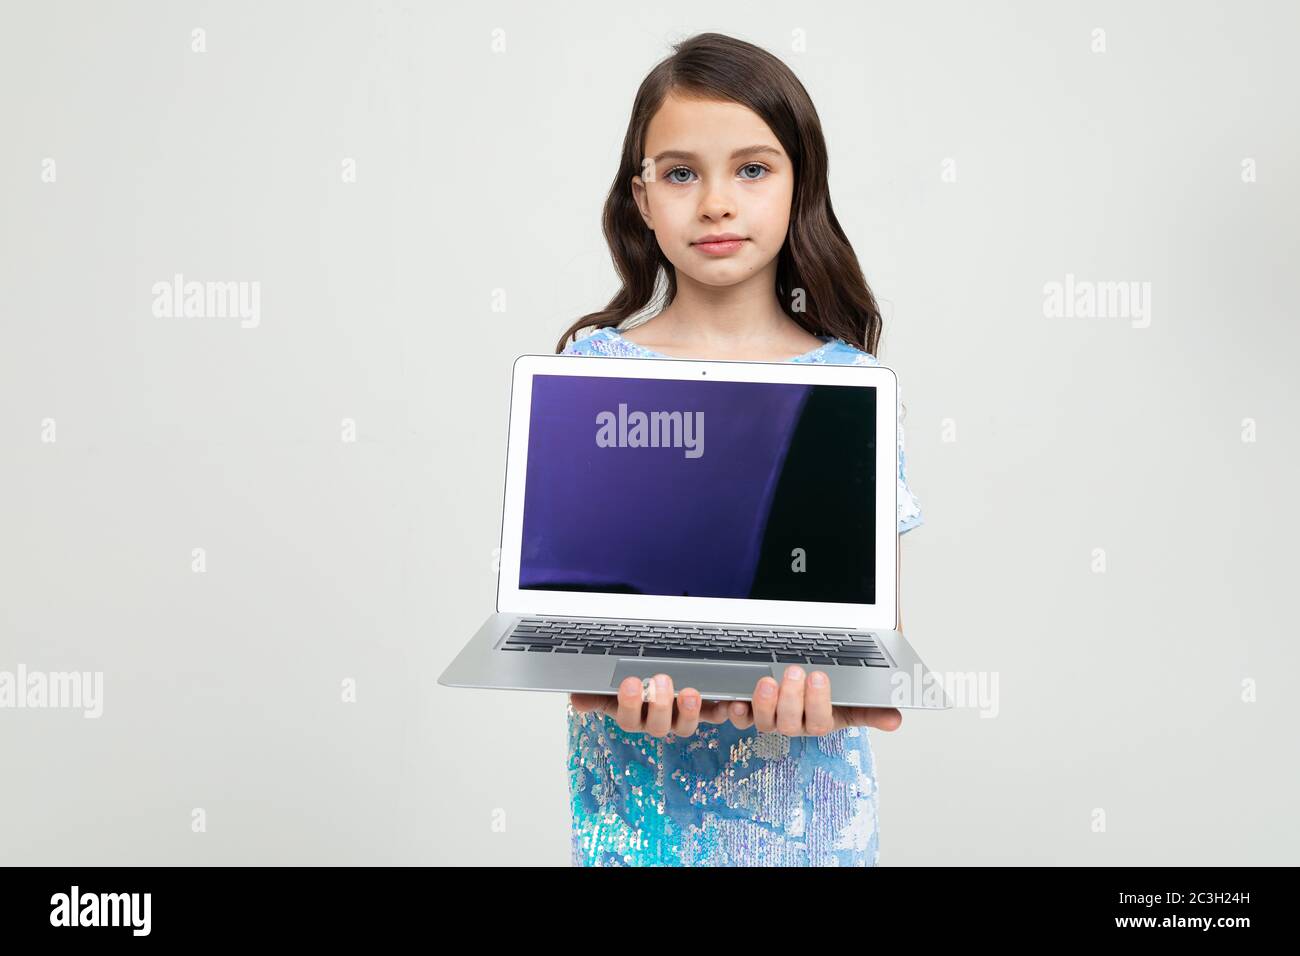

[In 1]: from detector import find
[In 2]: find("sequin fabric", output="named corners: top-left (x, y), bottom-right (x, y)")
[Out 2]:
top-left (561, 324), bottom-right (924, 866)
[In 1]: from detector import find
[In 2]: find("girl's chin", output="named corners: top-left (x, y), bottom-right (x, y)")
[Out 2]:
top-left (677, 262), bottom-right (763, 286)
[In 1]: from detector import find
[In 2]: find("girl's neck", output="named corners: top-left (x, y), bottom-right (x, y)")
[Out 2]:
top-left (630, 271), bottom-right (821, 355)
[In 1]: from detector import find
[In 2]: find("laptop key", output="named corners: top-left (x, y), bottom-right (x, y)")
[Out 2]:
top-left (527, 645), bottom-right (553, 652)
top-left (705, 650), bottom-right (774, 662)
top-left (807, 656), bottom-right (835, 665)
top-left (610, 645), bottom-right (641, 655)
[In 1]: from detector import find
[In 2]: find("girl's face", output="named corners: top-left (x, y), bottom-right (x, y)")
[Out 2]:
top-left (632, 93), bottom-right (794, 288)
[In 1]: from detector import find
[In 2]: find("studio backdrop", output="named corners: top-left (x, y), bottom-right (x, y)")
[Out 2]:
top-left (1, 0), bottom-right (1296, 865)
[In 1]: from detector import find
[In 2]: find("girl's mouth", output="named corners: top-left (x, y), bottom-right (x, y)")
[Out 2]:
top-left (692, 238), bottom-right (747, 256)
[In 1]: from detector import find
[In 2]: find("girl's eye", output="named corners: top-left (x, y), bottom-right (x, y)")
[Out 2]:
top-left (662, 163), bottom-right (771, 184)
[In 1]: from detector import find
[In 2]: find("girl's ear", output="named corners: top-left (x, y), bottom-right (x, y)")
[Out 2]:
top-left (630, 175), bottom-right (654, 230)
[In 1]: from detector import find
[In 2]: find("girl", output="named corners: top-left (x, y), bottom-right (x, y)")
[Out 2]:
top-left (557, 32), bottom-right (924, 866)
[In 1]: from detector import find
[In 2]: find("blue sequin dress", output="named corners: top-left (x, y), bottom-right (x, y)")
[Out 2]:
top-left (561, 324), bottom-right (924, 866)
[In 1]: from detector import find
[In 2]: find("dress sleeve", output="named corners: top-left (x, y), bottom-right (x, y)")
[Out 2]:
top-left (559, 328), bottom-right (606, 356)
top-left (898, 383), bottom-right (924, 534)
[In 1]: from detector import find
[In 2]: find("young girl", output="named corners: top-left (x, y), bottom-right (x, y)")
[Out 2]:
top-left (557, 33), bottom-right (924, 866)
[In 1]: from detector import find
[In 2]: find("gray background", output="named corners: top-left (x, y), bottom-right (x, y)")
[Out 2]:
top-left (2, 0), bottom-right (1296, 865)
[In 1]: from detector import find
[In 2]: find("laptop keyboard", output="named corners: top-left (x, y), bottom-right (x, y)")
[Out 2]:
top-left (500, 617), bottom-right (891, 667)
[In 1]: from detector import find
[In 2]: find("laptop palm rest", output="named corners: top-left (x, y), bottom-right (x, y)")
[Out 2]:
top-left (610, 659), bottom-right (774, 697)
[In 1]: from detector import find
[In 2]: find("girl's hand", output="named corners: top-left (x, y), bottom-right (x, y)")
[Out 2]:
top-left (569, 666), bottom-right (902, 738)
top-left (569, 674), bottom-right (738, 739)
top-left (726, 665), bottom-right (903, 736)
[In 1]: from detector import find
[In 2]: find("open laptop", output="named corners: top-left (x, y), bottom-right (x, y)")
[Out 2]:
top-left (438, 353), bottom-right (950, 710)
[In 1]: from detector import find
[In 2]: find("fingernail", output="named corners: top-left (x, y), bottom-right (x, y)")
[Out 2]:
top-left (731, 701), bottom-right (746, 715)
top-left (785, 665), bottom-right (805, 681)
top-left (758, 680), bottom-right (776, 699)
top-left (681, 693), bottom-right (698, 711)
top-left (809, 672), bottom-right (826, 688)
top-left (656, 674), bottom-right (669, 695)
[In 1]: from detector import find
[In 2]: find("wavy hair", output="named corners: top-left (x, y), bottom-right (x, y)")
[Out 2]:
top-left (555, 32), bottom-right (886, 356)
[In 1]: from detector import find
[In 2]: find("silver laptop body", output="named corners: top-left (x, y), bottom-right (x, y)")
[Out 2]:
top-left (439, 353), bottom-right (950, 710)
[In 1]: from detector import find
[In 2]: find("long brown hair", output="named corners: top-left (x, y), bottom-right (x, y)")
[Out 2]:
top-left (555, 32), bottom-right (885, 356)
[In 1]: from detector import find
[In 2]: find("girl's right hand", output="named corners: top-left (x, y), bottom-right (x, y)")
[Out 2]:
top-left (569, 674), bottom-right (735, 739)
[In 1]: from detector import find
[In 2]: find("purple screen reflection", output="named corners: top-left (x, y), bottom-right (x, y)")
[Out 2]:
top-left (519, 373), bottom-right (876, 604)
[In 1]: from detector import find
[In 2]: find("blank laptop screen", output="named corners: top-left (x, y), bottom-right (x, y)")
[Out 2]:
top-left (518, 373), bottom-right (878, 605)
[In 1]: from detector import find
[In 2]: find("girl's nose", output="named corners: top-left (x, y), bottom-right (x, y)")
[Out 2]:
top-left (699, 188), bottom-right (736, 220)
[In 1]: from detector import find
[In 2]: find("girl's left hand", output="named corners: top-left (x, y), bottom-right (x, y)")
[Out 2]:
top-left (725, 664), bottom-right (903, 736)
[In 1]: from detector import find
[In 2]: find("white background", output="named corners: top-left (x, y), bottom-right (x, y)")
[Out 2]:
top-left (1, 0), bottom-right (1296, 864)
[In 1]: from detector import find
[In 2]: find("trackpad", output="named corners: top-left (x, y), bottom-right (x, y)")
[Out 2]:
top-left (610, 659), bottom-right (772, 697)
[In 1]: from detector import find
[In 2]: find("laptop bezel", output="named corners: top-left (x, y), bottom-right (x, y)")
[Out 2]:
top-left (495, 353), bottom-right (899, 631)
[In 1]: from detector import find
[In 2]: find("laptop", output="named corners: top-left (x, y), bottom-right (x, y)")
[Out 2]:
top-left (438, 352), bottom-right (950, 710)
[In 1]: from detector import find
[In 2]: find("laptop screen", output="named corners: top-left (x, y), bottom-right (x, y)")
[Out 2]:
top-left (519, 373), bottom-right (877, 605)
